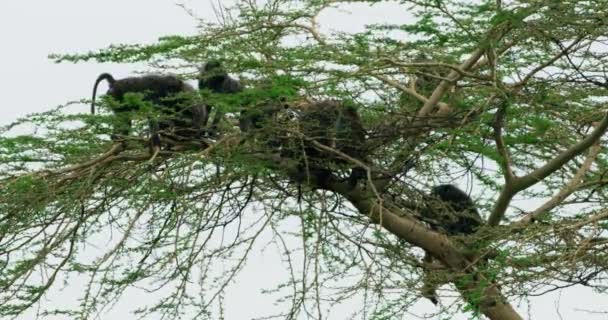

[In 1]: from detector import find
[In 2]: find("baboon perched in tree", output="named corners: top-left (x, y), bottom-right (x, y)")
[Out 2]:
top-left (427, 184), bottom-right (483, 235)
top-left (294, 101), bottom-right (367, 186)
top-left (421, 184), bottom-right (485, 305)
top-left (91, 73), bottom-right (206, 148)
top-left (240, 99), bottom-right (368, 189)
top-left (198, 61), bottom-right (243, 136)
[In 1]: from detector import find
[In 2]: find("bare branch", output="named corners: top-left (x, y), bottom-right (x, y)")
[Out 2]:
top-left (489, 111), bottom-right (608, 226)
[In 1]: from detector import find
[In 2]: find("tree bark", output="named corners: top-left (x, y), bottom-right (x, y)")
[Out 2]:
top-left (340, 188), bottom-right (523, 320)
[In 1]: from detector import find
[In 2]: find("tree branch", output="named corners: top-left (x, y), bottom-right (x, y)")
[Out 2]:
top-left (337, 187), bottom-right (524, 320)
top-left (489, 111), bottom-right (608, 226)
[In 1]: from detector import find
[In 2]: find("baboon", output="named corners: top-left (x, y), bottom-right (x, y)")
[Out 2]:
top-left (428, 184), bottom-right (483, 235)
top-left (295, 101), bottom-right (367, 186)
top-left (198, 61), bottom-right (243, 136)
top-left (421, 184), bottom-right (485, 305)
top-left (239, 99), bottom-right (368, 189)
top-left (91, 73), bottom-right (206, 147)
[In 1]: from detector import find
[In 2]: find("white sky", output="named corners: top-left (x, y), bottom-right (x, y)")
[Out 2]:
top-left (0, 1), bottom-right (606, 319)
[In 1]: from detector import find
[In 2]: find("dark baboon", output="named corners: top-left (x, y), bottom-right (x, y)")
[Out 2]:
top-left (295, 101), bottom-right (367, 186)
top-left (240, 99), bottom-right (368, 189)
top-left (299, 102), bottom-right (364, 158)
top-left (198, 61), bottom-right (243, 135)
top-left (428, 184), bottom-right (483, 235)
top-left (91, 73), bottom-right (206, 146)
top-left (421, 184), bottom-right (485, 305)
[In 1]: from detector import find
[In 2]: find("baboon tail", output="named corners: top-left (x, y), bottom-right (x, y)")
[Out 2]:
top-left (91, 73), bottom-right (115, 115)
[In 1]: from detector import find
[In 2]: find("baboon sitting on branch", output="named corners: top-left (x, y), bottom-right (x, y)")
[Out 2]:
top-left (91, 73), bottom-right (207, 148)
top-left (420, 184), bottom-right (486, 305)
top-left (240, 99), bottom-right (368, 190)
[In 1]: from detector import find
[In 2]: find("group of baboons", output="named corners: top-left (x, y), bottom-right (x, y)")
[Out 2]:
top-left (91, 61), bottom-right (240, 148)
top-left (90, 61), bottom-right (484, 305)
top-left (91, 60), bottom-right (480, 213)
top-left (90, 61), bottom-right (368, 187)
top-left (90, 61), bottom-right (482, 232)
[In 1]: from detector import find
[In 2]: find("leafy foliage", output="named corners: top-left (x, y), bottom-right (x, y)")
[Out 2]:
top-left (3, 0), bottom-right (608, 319)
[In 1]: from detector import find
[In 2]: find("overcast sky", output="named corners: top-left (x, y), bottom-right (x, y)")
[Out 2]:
top-left (0, 1), bottom-right (606, 319)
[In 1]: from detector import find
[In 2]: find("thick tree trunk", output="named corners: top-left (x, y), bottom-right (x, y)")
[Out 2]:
top-left (341, 189), bottom-right (523, 320)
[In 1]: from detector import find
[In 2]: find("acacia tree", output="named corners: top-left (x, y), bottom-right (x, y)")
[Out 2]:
top-left (2, 1), bottom-right (608, 319)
